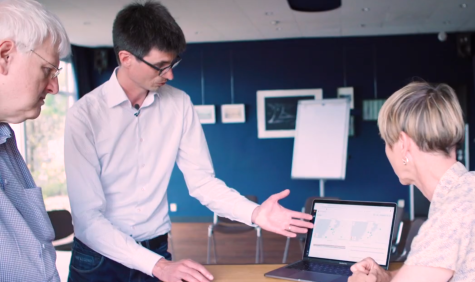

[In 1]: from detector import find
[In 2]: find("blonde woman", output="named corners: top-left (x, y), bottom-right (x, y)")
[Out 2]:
top-left (349, 82), bottom-right (475, 282)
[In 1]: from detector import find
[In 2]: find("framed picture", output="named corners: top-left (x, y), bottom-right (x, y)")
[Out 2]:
top-left (194, 105), bottom-right (216, 124)
top-left (221, 104), bottom-right (246, 123)
top-left (257, 89), bottom-right (323, 138)
top-left (349, 115), bottom-right (355, 137)
top-left (337, 87), bottom-right (354, 109)
top-left (363, 99), bottom-right (386, 121)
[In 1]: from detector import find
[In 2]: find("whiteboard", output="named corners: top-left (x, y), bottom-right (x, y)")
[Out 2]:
top-left (291, 99), bottom-right (350, 180)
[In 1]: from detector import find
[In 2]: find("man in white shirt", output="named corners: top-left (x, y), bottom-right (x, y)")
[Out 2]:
top-left (64, 1), bottom-right (313, 282)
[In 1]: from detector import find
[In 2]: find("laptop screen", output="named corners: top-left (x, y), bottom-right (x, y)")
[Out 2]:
top-left (304, 201), bottom-right (396, 266)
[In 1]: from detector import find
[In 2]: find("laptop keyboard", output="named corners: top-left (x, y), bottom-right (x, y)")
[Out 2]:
top-left (287, 261), bottom-right (352, 276)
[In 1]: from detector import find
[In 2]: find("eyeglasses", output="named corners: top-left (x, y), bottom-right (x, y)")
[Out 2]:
top-left (30, 49), bottom-right (62, 79)
top-left (133, 53), bottom-right (181, 76)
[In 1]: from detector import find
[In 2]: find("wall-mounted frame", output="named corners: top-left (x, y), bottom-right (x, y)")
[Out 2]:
top-left (194, 105), bottom-right (216, 124)
top-left (221, 104), bottom-right (246, 123)
top-left (337, 87), bottom-right (354, 109)
top-left (363, 99), bottom-right (385, 121)
top-left (349, 115), bottom-right (355, 137)
top-left (257, 89), bottom-right (323, 138)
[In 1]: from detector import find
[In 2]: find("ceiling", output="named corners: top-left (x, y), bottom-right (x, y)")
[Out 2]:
top-left (38, 0), bottom-right (475, 47)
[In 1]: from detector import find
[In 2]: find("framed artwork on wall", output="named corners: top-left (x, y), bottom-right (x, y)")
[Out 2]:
top-left (349, 115), bottom-right (355, 137)
top-left (257, 89), bottom-right (323, 138)
top-left (194, 105), bottom-right (216, 124)
top-left (221, 104), bottom-right (246, 123)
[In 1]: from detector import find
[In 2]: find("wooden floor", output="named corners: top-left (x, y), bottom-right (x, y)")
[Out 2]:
top-left (170, 222), bottom-right (304, 264)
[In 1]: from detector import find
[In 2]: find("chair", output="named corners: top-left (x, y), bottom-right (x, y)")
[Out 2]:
top-left (282, 197), bottom-right (338, 263)
top-left (167, 231), bottom-right (175, 260)
top-left (47, 209), bottom-right (176, 258)
top-left (207, 195), bottom-right (263, 264)
top-left (390, 217), bottom-right (426, 262)
top-left (389, 206), bottom-right (405, 260)
top-left (47, 210), bottom-right (74, 251)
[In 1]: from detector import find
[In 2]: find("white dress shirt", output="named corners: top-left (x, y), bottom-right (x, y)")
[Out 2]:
top-left (64, 68), bottom-right (258, 276)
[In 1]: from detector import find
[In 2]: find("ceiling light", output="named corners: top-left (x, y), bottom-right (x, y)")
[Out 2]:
top-left (276, 27), bottom-right (282, 31)
top-left (271, 20), bottom-right (280, 25)
top-left (362, 7), bottom-right (370, 12)
top-left (265, 12), bottom-right (273, 16)
top-left (287, 0), bottom-right (341, 12)
top-left (460, 3), bottom-right (467, 8)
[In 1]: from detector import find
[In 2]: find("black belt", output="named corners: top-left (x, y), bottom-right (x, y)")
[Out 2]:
top-left (137, 233), bottom-right (168, 250)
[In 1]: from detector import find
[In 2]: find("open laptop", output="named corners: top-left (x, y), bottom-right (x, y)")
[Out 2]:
top-left (265, 199), bottom-right (397, 282)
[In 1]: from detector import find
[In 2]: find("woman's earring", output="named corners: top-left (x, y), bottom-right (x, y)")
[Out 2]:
top-left (402, 157), bottom-right (409, 165)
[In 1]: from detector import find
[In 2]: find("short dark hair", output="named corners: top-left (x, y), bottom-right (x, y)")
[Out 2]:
top-left (112, 0), bottom-right (186, 64)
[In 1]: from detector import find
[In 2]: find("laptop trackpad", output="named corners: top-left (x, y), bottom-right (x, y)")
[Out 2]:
top-left (290, 271), bottom-right (345, 282)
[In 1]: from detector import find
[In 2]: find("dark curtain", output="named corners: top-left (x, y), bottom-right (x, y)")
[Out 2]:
top-left (71, 45), bottom-right (117, 99)
top-left (71, 45), bottom-right (94, 99)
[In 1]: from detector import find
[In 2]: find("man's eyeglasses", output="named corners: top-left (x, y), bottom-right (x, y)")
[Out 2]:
top-left (133, 53), bottom-right (181, 76)
top-left (30, 49), bottom-right (62, 79)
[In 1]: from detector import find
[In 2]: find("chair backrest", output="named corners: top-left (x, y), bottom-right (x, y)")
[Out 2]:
top-left (215, 195), bottom-right (258, 224)
top-left (47, 210), bottom-right (74, 240)
top-left (391, 217), bottom-right (426, 261)
top-left (401, 217), bottom-right (426, 254)
top-left (391, 206), bottom-right (405, 245)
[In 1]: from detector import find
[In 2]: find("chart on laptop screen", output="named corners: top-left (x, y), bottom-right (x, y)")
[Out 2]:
top-left (308, 203), bottom-right (394, 265)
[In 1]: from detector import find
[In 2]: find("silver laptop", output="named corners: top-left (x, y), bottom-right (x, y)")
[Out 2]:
top-left (265, 199), bottom-right (397, 282)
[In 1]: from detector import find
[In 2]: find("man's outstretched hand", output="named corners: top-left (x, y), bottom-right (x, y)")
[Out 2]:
top-left (251, 189), bottom-right (314, 237)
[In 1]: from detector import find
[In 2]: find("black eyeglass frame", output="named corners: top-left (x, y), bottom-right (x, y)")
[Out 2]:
top-left (132, 52), bottom-right (181, 76)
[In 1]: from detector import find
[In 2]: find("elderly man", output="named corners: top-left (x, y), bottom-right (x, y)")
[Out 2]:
top-left (0, 0), bottom-right (70, 281)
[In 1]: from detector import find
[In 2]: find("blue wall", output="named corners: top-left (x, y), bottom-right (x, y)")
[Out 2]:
top-left (74, 34), bottom-right (474, 221)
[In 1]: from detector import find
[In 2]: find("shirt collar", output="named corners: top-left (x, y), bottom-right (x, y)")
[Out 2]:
top-left (0, 123), bottom-right (12, 145)
top-left (432, 161), bottom-right (467, 202)
top-left (104, 67), bottom-right (160, 109)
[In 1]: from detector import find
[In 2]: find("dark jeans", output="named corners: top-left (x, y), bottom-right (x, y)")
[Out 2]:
top-left (68, 236), bottom-right (172, 282)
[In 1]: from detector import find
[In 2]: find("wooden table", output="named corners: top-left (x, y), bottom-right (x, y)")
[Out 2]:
top-left (205, 263), bottom-right (404, 282)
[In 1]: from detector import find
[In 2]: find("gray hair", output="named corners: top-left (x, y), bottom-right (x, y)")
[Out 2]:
top-left (0, 0), bottom-right (70, 58)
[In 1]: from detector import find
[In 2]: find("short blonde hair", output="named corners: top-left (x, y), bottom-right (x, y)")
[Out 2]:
top-left (378, 82), bottom-right (464, 155)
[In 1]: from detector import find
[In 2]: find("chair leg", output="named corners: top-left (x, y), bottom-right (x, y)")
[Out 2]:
top-left (212, 233), bottom-right (217, 264)
top-left (207, 236), bottom-right (211, 264)
top-left (259, 235), bottom-right (264, 263)
top-left (282, 237), bottom-right (290, 263)
top-left (168, 231), bottom-right (175, 261)
top-left (207, 225), bottom-right (213, 264)
top-left (255, 227), bottom-right (263, 263)
top-left (255, 235), bottom-right (259, 264)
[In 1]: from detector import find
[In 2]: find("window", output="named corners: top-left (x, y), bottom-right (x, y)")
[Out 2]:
top-left (11, 61), bottom-right (76, 211)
